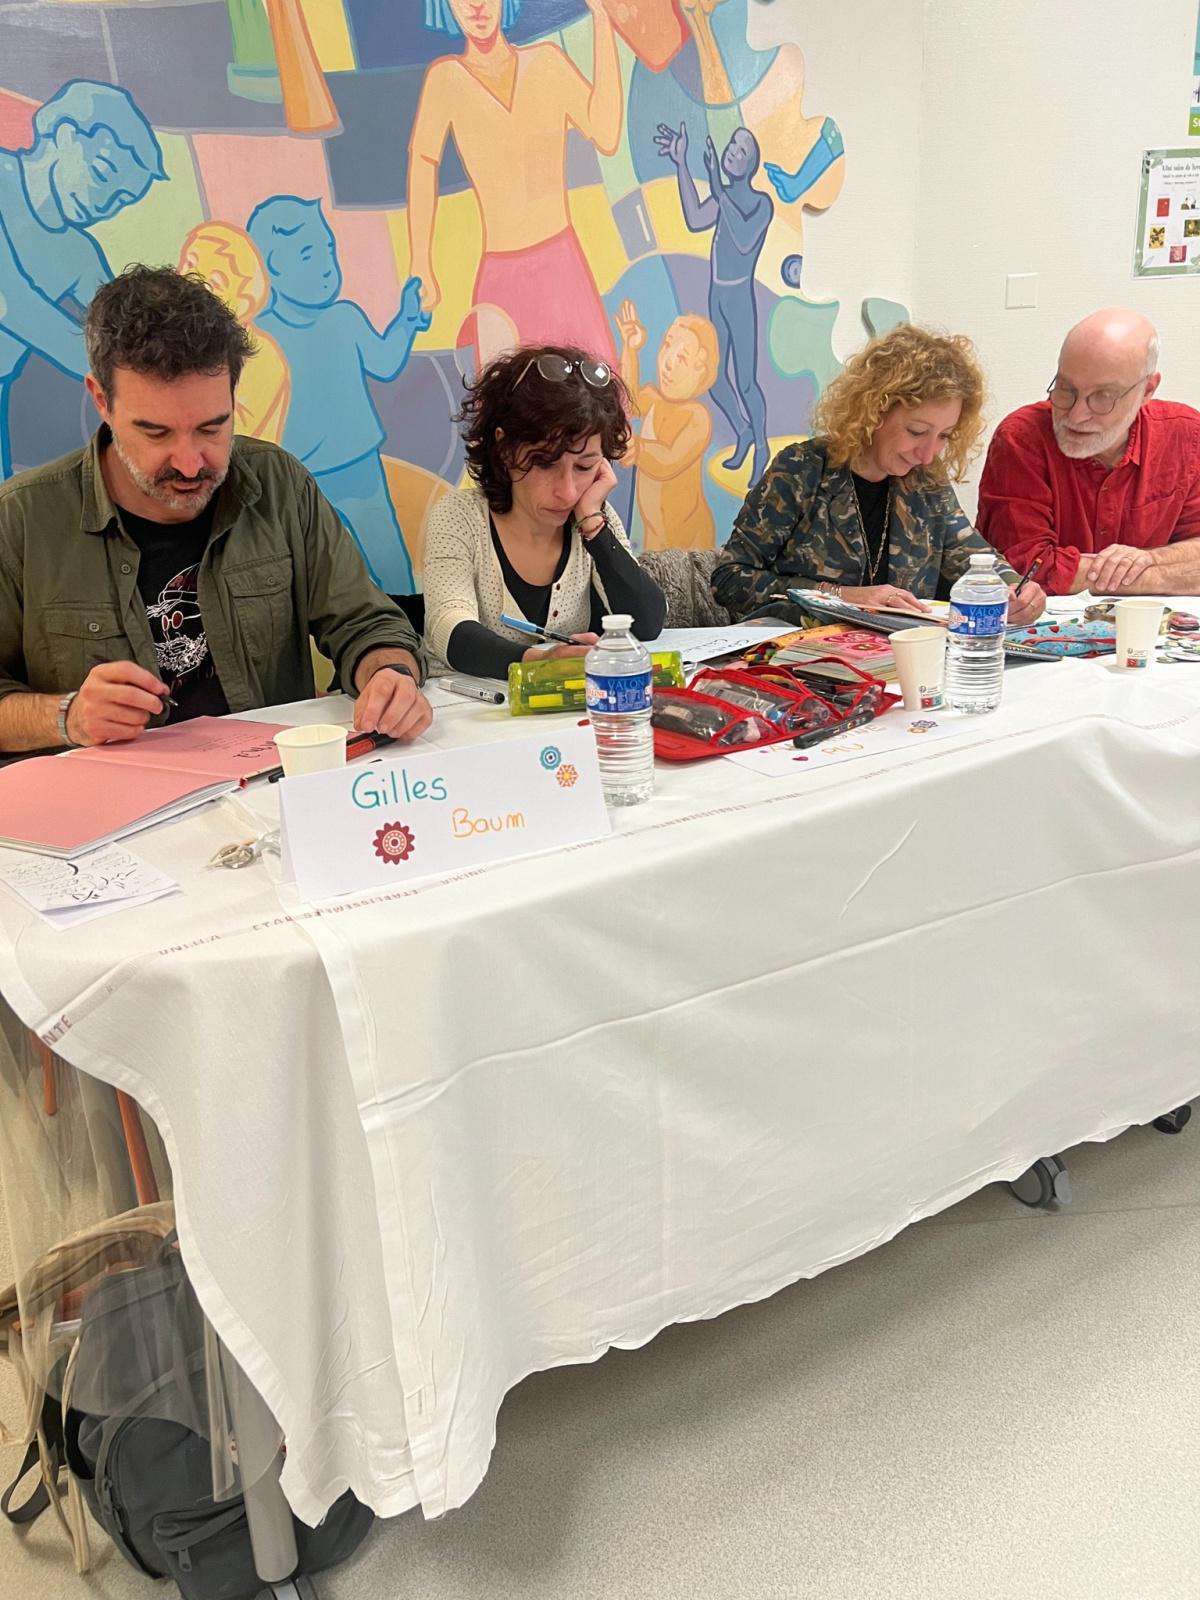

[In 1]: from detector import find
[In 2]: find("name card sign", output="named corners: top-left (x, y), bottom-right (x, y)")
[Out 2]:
top-left (278, 726), bottom-right (610, 901)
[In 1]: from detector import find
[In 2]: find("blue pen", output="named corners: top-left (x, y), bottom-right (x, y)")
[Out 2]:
top-left (500, 613), bottom-right (580, 647)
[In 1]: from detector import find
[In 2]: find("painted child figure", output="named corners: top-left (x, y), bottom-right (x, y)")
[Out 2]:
top-left (617, 298), bottom-right (719, 551)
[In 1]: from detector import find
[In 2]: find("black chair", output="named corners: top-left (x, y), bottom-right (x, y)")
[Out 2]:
top-left (389, 592), bottom-right (426, 638)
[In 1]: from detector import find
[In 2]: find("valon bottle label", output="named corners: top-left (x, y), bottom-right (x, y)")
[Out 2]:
top-left (948, 600), bottom-right (1007, 637)
top-left (586, 670), bottom-right (652, 714)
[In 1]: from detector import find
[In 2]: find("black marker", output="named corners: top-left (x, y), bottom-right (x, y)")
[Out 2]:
top-left (793, 709), bottom-right (874, 748)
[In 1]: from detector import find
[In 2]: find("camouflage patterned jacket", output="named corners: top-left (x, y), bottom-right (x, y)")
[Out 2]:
top-left (711, 440), bottom-right (1018, 620)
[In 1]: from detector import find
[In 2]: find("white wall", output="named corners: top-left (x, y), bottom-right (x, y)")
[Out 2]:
top-left (915, 0), bottom-right (1200, 514)
top-left (746, 0), bottom-right (926, 361)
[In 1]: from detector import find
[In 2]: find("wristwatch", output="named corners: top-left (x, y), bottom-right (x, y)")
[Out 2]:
top-left (57, 691), bottom-right (80, 748)
top-left (371, 663), bottom-right (415, 683)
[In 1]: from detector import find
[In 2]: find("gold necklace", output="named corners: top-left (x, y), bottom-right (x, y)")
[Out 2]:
top-left (851, 477), bottom-right (891, 584)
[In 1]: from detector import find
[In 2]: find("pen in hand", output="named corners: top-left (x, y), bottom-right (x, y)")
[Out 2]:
top-left (500, 613), bottom-right (581, 648)
top-left (1013, 558), bottom-right (1042, 600)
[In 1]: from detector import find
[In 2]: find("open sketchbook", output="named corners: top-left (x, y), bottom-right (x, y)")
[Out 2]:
top-left (0, 717), bottom-right (287, 857)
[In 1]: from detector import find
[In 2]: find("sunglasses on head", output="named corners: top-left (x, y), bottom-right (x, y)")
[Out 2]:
top-left (513, 353), bottom-right (612, 391)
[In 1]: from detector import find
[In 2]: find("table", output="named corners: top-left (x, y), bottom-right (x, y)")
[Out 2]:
top-left (2, 650), bottom-right (1199, 1525)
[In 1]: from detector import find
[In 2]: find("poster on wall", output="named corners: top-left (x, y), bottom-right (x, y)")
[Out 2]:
top-left (1133, 149), bottom-right (1200, 276)
top-left (1191, 1), bottom-right (1200, 136)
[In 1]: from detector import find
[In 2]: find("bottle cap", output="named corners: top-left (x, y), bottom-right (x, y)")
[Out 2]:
top-left (968, 554), bottom-right (996, 568)
top-left (601, 614), bottom-right (633, 631)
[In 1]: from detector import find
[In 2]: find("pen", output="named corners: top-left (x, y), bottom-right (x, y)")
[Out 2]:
top-left (256, 730), bottom-right (395, 784)
top-left (793, 709), bottom-right (873, 748)
top-left (1013, 558), bottom-right (1042, 599)
top-left (500, 613), bottom-right (581, 647)
top-left (442, 679), bottom-right (506, 705)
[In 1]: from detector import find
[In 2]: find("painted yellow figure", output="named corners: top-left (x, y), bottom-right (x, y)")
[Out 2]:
top-left (617, 298), bottom-right (718, 551)
top-left (410, 0), bottom-right (622, 363)
top-left (177, 223), bottom-right (291, 443)
top-left (679, 0), bottom-right (734, 106)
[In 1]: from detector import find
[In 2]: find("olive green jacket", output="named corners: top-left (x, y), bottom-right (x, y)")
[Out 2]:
top-left (712, 440), bottom-right (1018, 620)
top-left (0, 430), bottom-right (425, 719)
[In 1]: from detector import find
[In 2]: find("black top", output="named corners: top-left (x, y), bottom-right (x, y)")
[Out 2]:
top-left (489, 519), bottom-right (571, 628)
top-left (445, 517), bottom-right (668, 680)
top-left (850, 472), bottom-right (890, 586)
top-left (121, 502), bottom-right (230, 722)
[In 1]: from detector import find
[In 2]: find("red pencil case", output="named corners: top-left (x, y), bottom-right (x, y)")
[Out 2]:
top-left (743, 660), bottom-right (896, 720)
top-left (651, 664), bottom-right (890, 761)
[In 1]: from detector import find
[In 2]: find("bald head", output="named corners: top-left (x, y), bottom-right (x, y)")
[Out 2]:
top-left (1060, 309), bottom-right (1159, 382)
top-left (1051, 308), bottom-right (1162, 464)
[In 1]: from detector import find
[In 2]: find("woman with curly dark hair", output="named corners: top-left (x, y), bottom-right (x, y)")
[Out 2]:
top-left (423, 345), bottom-right (666, 679)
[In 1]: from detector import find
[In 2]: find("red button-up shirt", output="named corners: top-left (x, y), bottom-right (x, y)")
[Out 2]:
top-left (977, 399), bottom-right (1200, 593)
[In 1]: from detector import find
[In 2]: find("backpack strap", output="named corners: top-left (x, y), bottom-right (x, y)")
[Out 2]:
top-left (0, 1437), bottom-right (55, 1525)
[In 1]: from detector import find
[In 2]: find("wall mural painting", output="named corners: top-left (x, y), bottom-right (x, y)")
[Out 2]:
top-left (0, 0), bottom-right (869, 580)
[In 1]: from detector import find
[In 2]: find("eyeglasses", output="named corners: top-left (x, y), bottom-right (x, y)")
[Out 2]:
top-left (1045, 375), bottom-right (1149, 417)
top-left (513, 353), bottom-right (612, 391)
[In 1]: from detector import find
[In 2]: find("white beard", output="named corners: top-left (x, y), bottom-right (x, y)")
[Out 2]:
top-left (1052, 414), bottom-right (1130, 461)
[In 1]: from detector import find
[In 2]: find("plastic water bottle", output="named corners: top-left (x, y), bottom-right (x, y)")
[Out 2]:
top-left (585, 614), bottom-right (654, 805)
top-left (945, 553), bottom-right (1009, 714)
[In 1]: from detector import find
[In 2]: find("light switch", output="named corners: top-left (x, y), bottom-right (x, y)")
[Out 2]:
top-left (1005, 273), bottom-right (1039, 309)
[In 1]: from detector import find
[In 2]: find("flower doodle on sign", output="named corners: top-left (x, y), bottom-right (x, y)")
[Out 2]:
top-left (539, 745), bottom-right (562, 771)
top-left (372, 822), bottom-right (416, 864)
top-left (555, 764), bottom-right (578, 789)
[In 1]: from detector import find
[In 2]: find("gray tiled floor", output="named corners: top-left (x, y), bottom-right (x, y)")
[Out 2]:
top-left (3, 1121), bottom-right (1199, 1600)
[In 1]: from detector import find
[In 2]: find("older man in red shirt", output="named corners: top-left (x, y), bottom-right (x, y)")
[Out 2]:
top-left (978, 310), bottom-right (1200, 594)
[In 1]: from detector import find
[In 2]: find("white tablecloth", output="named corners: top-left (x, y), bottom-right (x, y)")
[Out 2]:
top-left (2, 654), bottom-right (1200, 1522)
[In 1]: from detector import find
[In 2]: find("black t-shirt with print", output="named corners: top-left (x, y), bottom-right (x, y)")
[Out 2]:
top-left (121, 504), bottom-right (230, 722)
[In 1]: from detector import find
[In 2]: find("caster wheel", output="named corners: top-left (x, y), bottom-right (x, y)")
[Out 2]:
top-left (1153, 1105), bottom-right (1192, 1135)
top-left (1010, 1155), bottom-right (1071, 1209)
top-left (260, 1579), bottom-right (318, 1600)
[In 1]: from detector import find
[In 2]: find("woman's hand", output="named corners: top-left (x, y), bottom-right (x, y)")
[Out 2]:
top-left (573, 459), bottom-right (618, 527)
top-left (522, 633), bottom-right (598, 663)
top-left (839, 584), bottom-right (930, 614)
top-left (1006, 580), bottom-right (1047, 628)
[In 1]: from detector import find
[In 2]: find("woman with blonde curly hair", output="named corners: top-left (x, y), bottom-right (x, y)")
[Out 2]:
top-left (712, 325), bottom-right (1046, 625)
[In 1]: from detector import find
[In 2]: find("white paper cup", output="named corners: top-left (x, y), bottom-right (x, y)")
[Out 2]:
top-left (891, 626), bottom-right (947, 711)
top-left (273, 724), bottom-right (348, 777)
top-left (1113, 600), bottom-right (1165, 670)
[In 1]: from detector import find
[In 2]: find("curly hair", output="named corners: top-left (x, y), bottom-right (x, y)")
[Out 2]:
top-left (813, 325), bottom-right (987, 484)
top-left (457, 345), bottom-right (631, 514)
top-left (85, 265), bottom-right (256, 403)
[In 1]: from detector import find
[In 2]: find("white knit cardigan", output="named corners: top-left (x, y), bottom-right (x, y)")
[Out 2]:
top-left (423, 487), bottom-right (633, 667)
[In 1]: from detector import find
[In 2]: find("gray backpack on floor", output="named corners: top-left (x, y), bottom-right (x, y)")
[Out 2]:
top-left (62, 1239), bottom-right (374, 1600)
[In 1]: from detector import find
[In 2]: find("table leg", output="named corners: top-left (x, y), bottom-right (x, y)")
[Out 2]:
top-left (218, 1340), bottom-right (299, 1585)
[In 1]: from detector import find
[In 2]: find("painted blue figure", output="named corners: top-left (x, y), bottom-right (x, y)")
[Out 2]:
top-left (764, 117), bottom-right (845, 205)
top-left (655, 121), bottom-right (773, 486)
top-left (247, 196), bottom-right (431, 595)
top-left (0, 81), bottom-right (163, 478)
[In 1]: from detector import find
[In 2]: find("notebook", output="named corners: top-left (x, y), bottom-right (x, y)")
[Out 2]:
top-left (787, 589), bottom-right (1061, 665)
top-left (772, 625), bottom-right (897, 682)
top-left (0, 717), bottom-right (288, 857)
